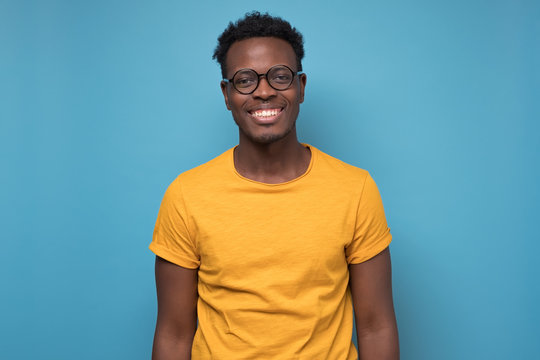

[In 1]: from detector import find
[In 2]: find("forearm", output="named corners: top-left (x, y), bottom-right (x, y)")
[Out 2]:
top-left (349, 249), bottom-right (399, 359)
top-left (153, 257), bottom-right (198, 360)
top-left (356, 325), bottom-right (399, 360)
top-left (152, 329), bottom-right (194, 360)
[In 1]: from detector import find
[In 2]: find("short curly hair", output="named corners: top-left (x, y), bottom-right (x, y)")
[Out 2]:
top-left (212, 11), bottom-right (305, 78)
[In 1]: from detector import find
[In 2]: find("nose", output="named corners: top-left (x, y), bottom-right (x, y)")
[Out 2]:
top-left (252, 75), bottom-right (277, 99)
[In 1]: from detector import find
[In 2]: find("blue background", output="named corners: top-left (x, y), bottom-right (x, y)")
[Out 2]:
top-left (2, 0), bottom-right (539, 359)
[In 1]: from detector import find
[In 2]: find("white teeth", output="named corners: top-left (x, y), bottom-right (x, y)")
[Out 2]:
top-left (253, 109), bottom-right (279, 117)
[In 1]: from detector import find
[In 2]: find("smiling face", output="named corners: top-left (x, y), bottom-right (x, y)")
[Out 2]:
top-left (221, 37), bottom-right (307, 145)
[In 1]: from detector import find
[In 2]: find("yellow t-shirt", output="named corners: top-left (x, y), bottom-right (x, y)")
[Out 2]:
top-left (150, 145), bottom-right (392, 360)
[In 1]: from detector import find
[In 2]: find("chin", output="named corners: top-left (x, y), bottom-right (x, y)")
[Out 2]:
top-left (242, 124), bottom-right (296, 145)
top-left (251, 133), bottom-right (286, 144)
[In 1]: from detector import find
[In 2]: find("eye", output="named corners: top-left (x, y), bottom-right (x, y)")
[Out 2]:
top-left (234, 77), bottom-right (256, 87)
top-left (271, 73), bottom-right (292, 84)
top-left (275, 74), bottom-right (291, 81)
top-left (233, 71), bottom-right (257, 88)
top-left (269, 67), bottom-right (293, 84)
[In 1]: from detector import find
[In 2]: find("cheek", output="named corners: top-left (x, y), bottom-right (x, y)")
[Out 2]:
top-left (229, 100), bottom-right (248, 123)
top-left (230, 101), bottom-right (244, 115)
top-left (229, 94), bottom-right (247, 111)
top-left (289, 93), bottom-right (303, 107)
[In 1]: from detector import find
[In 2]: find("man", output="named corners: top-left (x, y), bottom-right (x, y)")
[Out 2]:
top-left (150, 12), bottom-right (399, 360)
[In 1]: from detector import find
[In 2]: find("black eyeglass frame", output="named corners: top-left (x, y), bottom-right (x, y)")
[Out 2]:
top-left (223, 64), bottom-right (304, 95)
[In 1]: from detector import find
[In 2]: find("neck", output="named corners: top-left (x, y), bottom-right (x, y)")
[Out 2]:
top-left (234, 131), bottom-right (311, 184)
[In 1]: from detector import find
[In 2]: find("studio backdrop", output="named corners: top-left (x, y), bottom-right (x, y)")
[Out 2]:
top-left (1, 0), bottom-right (538, 359)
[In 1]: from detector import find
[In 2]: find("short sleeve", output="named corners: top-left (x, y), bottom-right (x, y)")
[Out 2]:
top-left (149, 178), bottom-right (200, 269)
top-left (346, 172), bottom-right (392, 264)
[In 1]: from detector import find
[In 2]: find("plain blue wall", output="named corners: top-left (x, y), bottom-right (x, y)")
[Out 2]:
top-left (2, 0), bottom-right (539, 359)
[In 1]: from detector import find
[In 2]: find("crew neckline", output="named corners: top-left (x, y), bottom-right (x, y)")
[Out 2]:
top-left (230, 143), bottom-right (316, 187)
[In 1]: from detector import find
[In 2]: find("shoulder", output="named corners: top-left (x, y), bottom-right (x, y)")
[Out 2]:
top-left (165, 147), bottom-right (234, 195)
top-left (174, 147), bottom-right (233, 183)
top-left (310, 145), bottom-right (371, 186)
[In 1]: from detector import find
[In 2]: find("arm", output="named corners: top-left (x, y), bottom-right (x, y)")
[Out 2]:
top-left (152, 256), bottom-right (198, 360)
top-left (349, 247), bottom-right (399, 360)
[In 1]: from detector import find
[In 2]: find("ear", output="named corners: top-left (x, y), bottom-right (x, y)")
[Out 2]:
top-left (298, 73), bottom-right (307, 104)
top-left (220, 81), bottom-right (231, 110)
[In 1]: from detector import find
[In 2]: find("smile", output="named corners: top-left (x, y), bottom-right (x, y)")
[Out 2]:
top-left (249, 108), bottom-right (283, 121)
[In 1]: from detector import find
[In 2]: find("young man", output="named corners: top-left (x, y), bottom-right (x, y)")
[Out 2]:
top-left (150, 12), bottom-right (399, 360)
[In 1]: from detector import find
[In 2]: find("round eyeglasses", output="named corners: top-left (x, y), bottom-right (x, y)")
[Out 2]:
top-left (223, 65), bottom-right (303, 95)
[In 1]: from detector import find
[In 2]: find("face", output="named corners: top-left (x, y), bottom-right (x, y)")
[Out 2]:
top-left (221, 37), bottom-right (307, 145)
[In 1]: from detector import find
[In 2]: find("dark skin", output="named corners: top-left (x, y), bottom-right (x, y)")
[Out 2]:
top-left (220, 37), bottom-right (310, 184)
top-left (350, 248), bottom-right (400, 359)
top-left (152, 257), bottom-right (197, 360)
top-left (152, 36), bottom-right (399, 359)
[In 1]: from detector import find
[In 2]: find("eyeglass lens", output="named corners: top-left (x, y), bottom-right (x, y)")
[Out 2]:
top-left (232, 66), bottom-right (294, 94)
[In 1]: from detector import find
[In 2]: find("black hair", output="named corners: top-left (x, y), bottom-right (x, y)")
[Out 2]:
top-left (212, 11), bottom-right (305, 78)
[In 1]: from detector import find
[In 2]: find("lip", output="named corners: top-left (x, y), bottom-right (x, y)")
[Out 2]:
top-left (247, 106), bottom-right (284, 124)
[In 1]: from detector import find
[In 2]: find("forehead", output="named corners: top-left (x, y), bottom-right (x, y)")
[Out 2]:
top-left (225, 37), bottom-right (297, 77)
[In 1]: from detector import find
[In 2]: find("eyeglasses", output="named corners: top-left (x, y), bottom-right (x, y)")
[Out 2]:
top-left (223, 65), bottom-right (303, 95)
